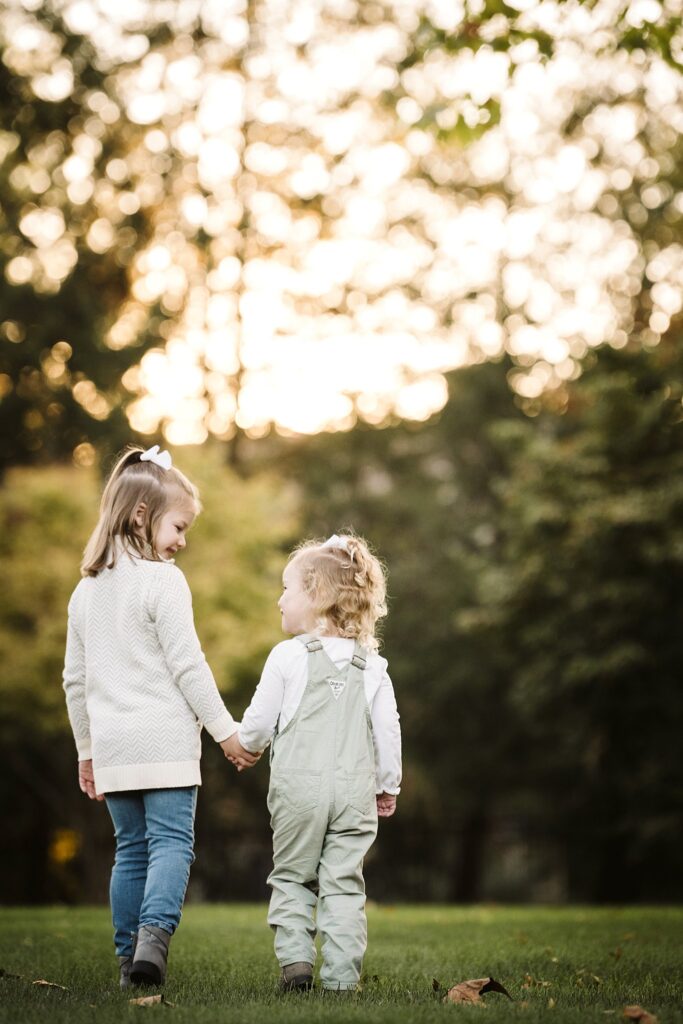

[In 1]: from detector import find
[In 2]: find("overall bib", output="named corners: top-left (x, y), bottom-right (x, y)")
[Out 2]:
top-left (267, 636), bottom-right (378, 989)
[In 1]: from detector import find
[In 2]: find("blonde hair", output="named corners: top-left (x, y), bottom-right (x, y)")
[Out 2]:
top-left (289, 534), bottom-right (387, 651)
top-left (81, 445), bottom-right (201, 577)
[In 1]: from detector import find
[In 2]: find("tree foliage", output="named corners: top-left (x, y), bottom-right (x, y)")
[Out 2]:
top-left (0, 6), bottom-right (163, 472)
top-left (1, 0), bottom-right (682, 458)
top-left (277, 334), bottom-right (683, 901)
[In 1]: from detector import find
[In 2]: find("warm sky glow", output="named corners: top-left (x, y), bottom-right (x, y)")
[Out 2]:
top-left (2, 0), bottom-right (682, 442)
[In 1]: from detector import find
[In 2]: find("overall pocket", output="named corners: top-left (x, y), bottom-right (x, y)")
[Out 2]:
top-left (347, 770), bottom-right (376, 814)
top-left (270, 769), bottom-right (323, 814)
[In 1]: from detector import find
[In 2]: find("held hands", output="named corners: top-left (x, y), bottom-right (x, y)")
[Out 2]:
top-left (220, 732), bottom-right (262, 772)
top-left (78, 759), bottom-right (104, 801)
top-left (376, 792), bottom-right (397, 818)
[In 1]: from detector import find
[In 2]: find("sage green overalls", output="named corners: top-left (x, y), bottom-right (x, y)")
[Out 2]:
top-left (266, 635), bottom-right (378, 990)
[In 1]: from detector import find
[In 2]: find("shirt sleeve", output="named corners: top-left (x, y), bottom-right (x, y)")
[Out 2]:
top-left (62, 585), bottom-right (92, 760)
top-left (150, 566), bottom-right (237, 743)
top-left (238, 645), bottom-right (287, 753)
top-left (370, 667), bottom-right (402, 795)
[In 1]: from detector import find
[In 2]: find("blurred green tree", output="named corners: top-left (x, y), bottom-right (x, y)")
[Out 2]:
top-left (2, 0), bottom-right (681, 460)
top-left (0, 6), bottom-right (166, 473)
top-left (276, 332), bottom-right (683, 901)
top-left (483, 333), bottom-right (683, 900)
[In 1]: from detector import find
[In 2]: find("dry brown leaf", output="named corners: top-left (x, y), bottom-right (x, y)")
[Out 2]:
top-left (445, 977), bottom-right (512, 1004)
top-left (522, 973), bottom-right (552, 989)
top-left (623, 1006), bottom-right (657, 1024)
top-left (32, 979), bottom-right (68, 991)
top-left (128, 994), bottom-right (175, 1007)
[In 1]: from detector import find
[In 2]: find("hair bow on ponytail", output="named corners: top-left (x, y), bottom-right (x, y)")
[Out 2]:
top-left (140, 444), bottom-right (172, 471)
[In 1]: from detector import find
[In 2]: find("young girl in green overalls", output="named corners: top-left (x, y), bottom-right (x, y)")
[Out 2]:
top-left (238, 534), bottom-right (402, 992)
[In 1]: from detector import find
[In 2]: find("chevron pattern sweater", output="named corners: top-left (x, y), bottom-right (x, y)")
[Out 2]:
top-left (63, 552), bottom-right (236, 793)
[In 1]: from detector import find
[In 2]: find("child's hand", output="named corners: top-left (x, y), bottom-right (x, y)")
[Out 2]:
top-left (78, 760), bottom-right (104, 801)
top-left (376, 792), bottom-right (397, 818)
top-left (220, 733), bottom-right (262, 771)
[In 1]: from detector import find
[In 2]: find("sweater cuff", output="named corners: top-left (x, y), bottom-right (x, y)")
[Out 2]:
top-left (204, 709), bottom-right (237, 744)
top-left (77, 739), bottom-right (93, 760)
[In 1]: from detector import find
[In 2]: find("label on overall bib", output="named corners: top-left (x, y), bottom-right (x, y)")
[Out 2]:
top-left (327, 676), bottom-right (346, 700)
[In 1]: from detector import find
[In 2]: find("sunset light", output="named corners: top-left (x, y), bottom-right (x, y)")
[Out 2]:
top-left (2, 0), bottom-right (682, 442)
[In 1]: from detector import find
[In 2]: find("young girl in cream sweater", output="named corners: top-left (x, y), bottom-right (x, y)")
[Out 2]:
top-left (63, 445), bottom-right (258, 989)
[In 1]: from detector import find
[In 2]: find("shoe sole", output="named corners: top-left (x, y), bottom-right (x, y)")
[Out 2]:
top-left (130, 960), bottom-right (163, 986)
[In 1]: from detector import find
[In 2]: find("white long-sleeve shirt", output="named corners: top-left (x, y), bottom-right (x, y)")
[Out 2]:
top-left (63, 552), bottom-right (237, 793)
top-left (239, 636), bottom-right (402, 795)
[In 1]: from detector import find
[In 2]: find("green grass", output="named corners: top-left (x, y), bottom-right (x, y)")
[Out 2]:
top-left (1, 905), bottom-right (681, 1023)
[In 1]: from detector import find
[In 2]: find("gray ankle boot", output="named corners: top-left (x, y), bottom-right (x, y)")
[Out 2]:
top-left (130, 925), bottom-right (171, 987)
top-left (118, 932), bottom-right (137, 990)
top-left (279, 961), bottom-right (313, 992)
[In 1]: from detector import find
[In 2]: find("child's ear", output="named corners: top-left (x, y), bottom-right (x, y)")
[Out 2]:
top-left (133, 502), bottom-right (147, 527)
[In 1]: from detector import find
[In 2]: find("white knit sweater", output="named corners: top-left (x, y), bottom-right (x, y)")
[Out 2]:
top-left (62, 550), bottom-right (236, 793)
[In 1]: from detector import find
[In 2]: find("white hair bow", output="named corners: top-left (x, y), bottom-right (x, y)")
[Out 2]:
top-left (321, 534), bottom-right (353, 559)
top-left (140, 444), bottom-right (172, 471)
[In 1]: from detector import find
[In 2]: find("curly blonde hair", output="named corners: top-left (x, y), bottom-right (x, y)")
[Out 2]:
top-left (289, 534), bottom-right (387, 651)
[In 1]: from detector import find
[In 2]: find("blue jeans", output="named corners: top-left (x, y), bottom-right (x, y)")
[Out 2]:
top-left (105, 787), bottom-right (197, 957)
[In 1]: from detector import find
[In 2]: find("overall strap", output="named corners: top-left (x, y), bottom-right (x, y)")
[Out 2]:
top-left (297, 633), bottom-right (323, 654)
top-left (271, 636), bottom-right (322, 762)
top-left (350, 643), bottom-right (367, 671)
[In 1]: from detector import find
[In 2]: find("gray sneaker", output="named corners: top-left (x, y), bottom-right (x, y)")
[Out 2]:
top-left (130, 925), bottom-right (171, 987)
top-left (279, 961), bottom-right (314, 992)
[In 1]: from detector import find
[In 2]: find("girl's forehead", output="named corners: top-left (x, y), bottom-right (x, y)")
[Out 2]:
top-left (283, 560), bottom-right (304, 584)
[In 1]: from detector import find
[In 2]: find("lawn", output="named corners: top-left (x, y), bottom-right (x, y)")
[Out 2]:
top-left (0, 905), bottom-right (680, 1023)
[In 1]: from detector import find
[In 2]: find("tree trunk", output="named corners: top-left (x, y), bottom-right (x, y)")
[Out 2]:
top-left (451, 809), bottom-right (489, 902)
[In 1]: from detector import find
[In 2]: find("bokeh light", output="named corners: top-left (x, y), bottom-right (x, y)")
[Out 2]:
top-left (2, 0), bottom-right (682, 443)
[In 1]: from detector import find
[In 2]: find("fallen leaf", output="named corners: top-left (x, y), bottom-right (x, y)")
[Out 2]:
top-left (623, 1006), bottom-right (657, 1024)
top-left (445, 977), bottom-right (512, 1004)
top-left (32, 979), bottom-right (68, 991)
top-left (129, 994), bottom-right (175, 1007)
top-left (548, 998), bottom-right (556, 1009)
top-left (522, 973), bottom-right (552, 989)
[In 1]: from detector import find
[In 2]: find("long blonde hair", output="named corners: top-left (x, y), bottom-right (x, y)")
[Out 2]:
top-left (290, 534), bottom-right (387, 651)
top-left (81, 446), bottom-right (200, 577)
